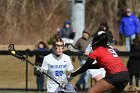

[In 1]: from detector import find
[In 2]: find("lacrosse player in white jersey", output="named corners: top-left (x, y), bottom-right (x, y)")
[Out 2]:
top-left (41, 38), bottom-right (75, 93)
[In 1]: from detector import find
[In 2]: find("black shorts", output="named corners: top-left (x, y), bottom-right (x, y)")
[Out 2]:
top-left (103, 71), bottom-right (129, 91)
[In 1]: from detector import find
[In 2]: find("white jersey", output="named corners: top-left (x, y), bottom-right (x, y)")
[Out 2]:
top-left (42, 53), bottom-right (74, 92)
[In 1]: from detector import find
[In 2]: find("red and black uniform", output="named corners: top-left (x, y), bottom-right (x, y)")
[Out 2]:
top-left (71, 46), bottom-right (129, 91)
top-left (89, 46), bottom-right (128, 74)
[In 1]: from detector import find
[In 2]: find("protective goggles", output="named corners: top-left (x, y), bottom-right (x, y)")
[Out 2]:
top-left (55, 44), bottom-right (64, 49)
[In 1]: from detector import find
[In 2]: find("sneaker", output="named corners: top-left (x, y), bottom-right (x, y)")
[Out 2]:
top-left (75, 84), bottom-right (82, 91)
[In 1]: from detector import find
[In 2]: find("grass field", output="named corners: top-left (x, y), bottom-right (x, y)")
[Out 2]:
top-left (0, 90), bottom-right (135, 93)
top-left (0, 90), bottom-right (86, 93)
top-left (0, 91), bottom-right (132, 93)
top-left (0, 91), bottom-right (83, 93)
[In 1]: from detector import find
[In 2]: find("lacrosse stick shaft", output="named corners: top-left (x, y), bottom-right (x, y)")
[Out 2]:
top-left (65, 43), bottom-right (85, 56)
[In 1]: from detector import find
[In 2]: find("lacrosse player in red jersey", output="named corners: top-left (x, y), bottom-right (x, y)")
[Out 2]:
top-left (37, 38), bottom-right (75, 93)
top-left (70, 31), bottom-right (129, 93)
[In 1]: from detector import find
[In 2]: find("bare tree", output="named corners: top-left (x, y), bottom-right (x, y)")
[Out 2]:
top-left (0, 0), bottom-right (140, 44)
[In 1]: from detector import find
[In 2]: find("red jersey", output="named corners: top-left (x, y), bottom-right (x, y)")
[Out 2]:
top-left (89, 46), bottom-right (128, 74)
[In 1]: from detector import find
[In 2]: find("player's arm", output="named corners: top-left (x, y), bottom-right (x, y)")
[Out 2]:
top-left (71, 58), bottom-right (99, 77)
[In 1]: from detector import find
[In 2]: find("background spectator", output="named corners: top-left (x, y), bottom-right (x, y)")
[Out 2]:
top-left (34, 40), bottom-right (49, 92)
top-left (74, 30), bottom-right (91, 91)
top-left (98, 22), bottom-right (114, 45)
top-left (119, 8), bottom-right (140, 51)
top-left (127, 38), bottom-right (140, 92)
top-left (57, 20), bottom-right (75, 45)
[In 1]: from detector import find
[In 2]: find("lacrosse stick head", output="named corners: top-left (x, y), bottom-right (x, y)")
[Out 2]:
top-left (8, 44), bottom-right (16, 55)
top-left (8, 44), bottom-right (15, 51)
top-left (8, 44), bottom-right (25, 60)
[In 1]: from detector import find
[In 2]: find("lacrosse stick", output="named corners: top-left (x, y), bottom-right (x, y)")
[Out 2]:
top-left (8, 44), bottom-right (67, 89)
top-left (64, 43), bottom-right (85, 56)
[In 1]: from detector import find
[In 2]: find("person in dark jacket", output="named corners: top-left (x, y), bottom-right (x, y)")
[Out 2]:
top-left (98, 22), bottom-right (113, 45)
top-left (57, 20), bottom-right (75, 45)
top-left (74, 30), bottom-right (91, 91)
top-left (34, 40), bottom-right (49, 92)
top-left (120, 8), bottom-right (140, 51)
top-left (127, 38), bottom-right (140, 92)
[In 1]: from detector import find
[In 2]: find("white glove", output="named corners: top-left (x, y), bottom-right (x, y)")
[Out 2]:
top-left (59, 79), bottom-right (68, 89)
top-left (36, 66), bottom-right (45, 73)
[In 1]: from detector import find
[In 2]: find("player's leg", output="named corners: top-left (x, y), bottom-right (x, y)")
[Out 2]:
top-left (88, 71), bottom-right (129, 93)
top-left (87, 79), bottom-right (126, 93)
top-left (87, 79), bottom-right (114, 93)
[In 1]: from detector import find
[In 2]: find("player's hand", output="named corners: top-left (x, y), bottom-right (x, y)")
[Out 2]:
top-left (59, 79), bottom-right (68, 89)
top-left (36, 66), bottom-right (45, 73)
